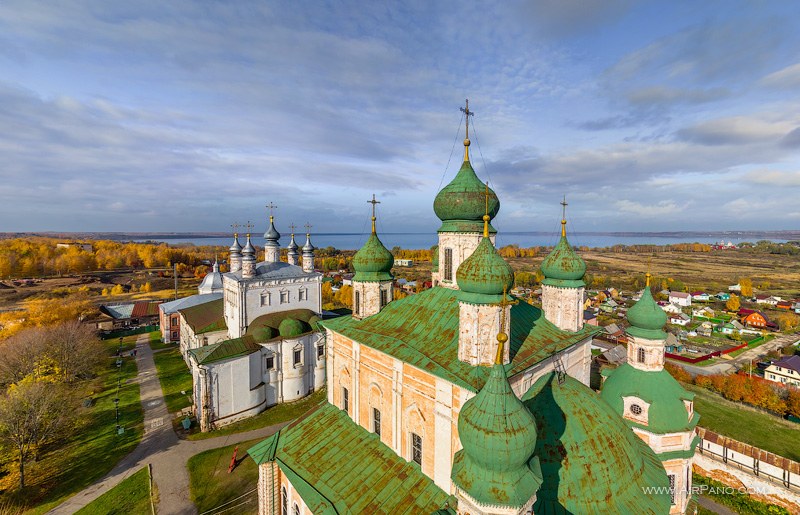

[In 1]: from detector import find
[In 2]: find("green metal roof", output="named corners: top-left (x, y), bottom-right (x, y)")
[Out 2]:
top-left (455, 237), bottom-right (514, 304)
top-left (321, 287), bottom-right (601, 392)
top-left (353, 232), bottom-right (394, 282)
top-left (451, 361), bottom-right (542, 508)
top-left (247, 402), bottom-right (456, 514)
top-left (189, 335), bottom-right (260, 365)
top-left (180, 298), bottom-right (227, 334)
top-left (279, 318), bottom-right (305, 337)
top-left (600, 363), bottom-right (700, 434)
top-left (433, 160), bottom-right (498, 234)
top-left (521, 373), bottom-right (672, 514)
top-left (626, 286), bottom-right (668, 340)
top-left (540, 233), bottom-right (586, 286)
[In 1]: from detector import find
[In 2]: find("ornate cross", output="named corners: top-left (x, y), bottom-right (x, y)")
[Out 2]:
top-left (560, 195), bottom-right (568, 220)
top-left (266, 202), bottom-right (278, 216)
top-left (495, 286), bottom-right (519, 365)
top-left (368, 194), bottom-right (380, 233)
top-left (231, 222), bottom-right (240, 235)
top-left (245, 221), bottom-right (254, 234)
top-left (289, 223), bottom-right (296, 235)
top-left (304, 222), bottom-right (312, 235)
top-left (460, 98), bottom-right (473, 139)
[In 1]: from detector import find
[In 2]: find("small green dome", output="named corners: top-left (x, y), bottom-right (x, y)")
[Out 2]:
top-left (451, 362), bottom-right (542, 508)
top-left (353, 233), bottom-right (394, 282)
top-left (252, 326), bottom-right (277, 341)
top-left (601, 363), bottom-right (699, 434)
top-left (522, 373), bottom-right (672, 514)
top-left (627, 284), bottom-right (668, 339)
top-left (307, 315), bottom-right (323, 332)
top-left (278, 318), bottom-right (305, 338)
top-left (540, 232), bottom-right (585, 287)
top-left (456, 237), bottom-right (514, 304)
top-left (433, 161), bottom-right (499, 233)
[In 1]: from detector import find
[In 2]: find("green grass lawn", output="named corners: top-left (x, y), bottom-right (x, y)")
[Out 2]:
top-left (693, 473), bottom-right (790, 515)
top-left (0, 341), bottom-right (145, 514)
top-left (148, 330), bottom-right (175, 351)
top-left (152, 347), bottom-right (193, 414)
top-left (75, 466), bottom-right (152, 515)
top-left (687, 384), bottom-right (800, 461)
top-left (186, 388), bottom-right (326, 441)
top-left (188, 438), bottom-right (260, 514)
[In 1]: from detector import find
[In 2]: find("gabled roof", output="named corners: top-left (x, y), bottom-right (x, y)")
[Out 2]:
top-left (180, 298), bottom-right (226, 334)
top-left (248, 403), bottom-right (455, 514)
top-left (131, 301), bottom-right (162, 317)
top-left (669, 292), bottom-right (690, 298)
top-left (189, 335), bottom-right (260, 365)
top-left (772, 355), bottom-right (800, 373)
top-left (160, 293), bottom-right (222, 315)
top-left (321, 287), bottom-right (600, 392)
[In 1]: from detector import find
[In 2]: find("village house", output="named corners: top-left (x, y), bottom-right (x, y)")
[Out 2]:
top-left (718, 320), bottom-right (744, 335)
top-left (661, 302), bottom-right (683, 314)
top-left (669, 291), bottom-right (692, 306)
top-left (715, 292), bottom-right (731, 301)
top-left (668, 313), bottom-right (690, 326)
top-left (99, 300), bottom-right (162, 331)
top-left (741, 310), bottom-right (770, 329)
top-left (691, 292), bottom-right (710, 302)
top-left (728, 283), bottom-right (741, 292)
top-left (765, 355), bottom-right (800, 387)
top-left (692, 306), bottom-right (715, 318)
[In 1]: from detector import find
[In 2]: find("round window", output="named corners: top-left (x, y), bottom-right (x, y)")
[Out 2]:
top-left (630, 404), bottom-right (643, 415)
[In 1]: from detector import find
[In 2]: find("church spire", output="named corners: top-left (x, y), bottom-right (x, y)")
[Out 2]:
top-left (560, 195), bottom-right (568, 237)
top-left (460, 99), bottom-right (473, 162)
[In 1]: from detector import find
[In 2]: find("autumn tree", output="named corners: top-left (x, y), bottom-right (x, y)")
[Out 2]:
top-left (44, 321), bottom-right (104, 383)
top-left (334, 285), bottom-right (353, 309)
top-left (0, 329), bottom-right (47, 386)
top-left (787, 388), bottom-right (800, 418)
top-left (725, 294), bottom-right (740, 312)
top-left (774, 312), bottom-right (800, 333)
top-left (0, 379), bottom-right (74, 489)
top-left (739, 278), bottom-right (753, 297)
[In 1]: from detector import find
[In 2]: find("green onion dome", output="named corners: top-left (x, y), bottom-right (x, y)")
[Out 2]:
top-left (353, 233), bottom-right (394, 282)
top-left (601, 364), bottom-right (700, 434)
top-left (456, 237), bottom-right (514, 304)
top-left (278, 318), bottom-right (305, 338)
top-left (451, 360), bottom-right (542, 508)
top-left (540, 223), bottom-right (585, 287)
top-left (433, 160), bottom-right (499, 233)
top-left (627, 280), bottom-right (668, 339)
top-left (522, 373), bottom-right (672, 514)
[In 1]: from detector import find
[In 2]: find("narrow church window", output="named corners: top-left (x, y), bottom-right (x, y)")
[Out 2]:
top-left (299, 288), bottom-right (307, 301)
top-left (343, 387), bottom-right (349, 411)
top-left (668, 474), bottom-right (676, 504)
top-left (380, 289), bottom-right (388, 307)
top-left (317, 345), bottom-right (324, 359)
top-left (354, 291), bottom-right (361, 315)
top-left (637, 347), bottom-right (645, 363)
top-left (266, 355), bottom-right (275, 370)
top-left (260, 292), bottom-right (271, 306)
top-left (280, 291), bottom-right (289, 304)
top-left (411, 433), bottom-right (422, 465)
top-left (443, 248), bottom-right (453, 281)
top-left (281, 488), bottom-right (287, 515)
top-left (373, 408), bottom-right (381, 436)
top-left (293, 348), bottom-right (302, 366)
top-left (293, 503), bottom-right (300, 515)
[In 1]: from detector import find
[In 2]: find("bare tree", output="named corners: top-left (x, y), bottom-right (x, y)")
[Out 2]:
top-left (44, 321), bottom-right (104, 382)
top-left (0, 380), bottom-right (74, 489)
top-left (0, 328), bottom-right (47, 386)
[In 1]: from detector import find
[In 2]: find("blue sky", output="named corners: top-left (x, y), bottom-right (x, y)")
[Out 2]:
top-left (2, 1), bottom-right (800, 236)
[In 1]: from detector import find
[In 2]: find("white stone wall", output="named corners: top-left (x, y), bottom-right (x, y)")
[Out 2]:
top-left (265, 246), bottom-right (280, 263)
top-left (509, 338), bottom-right (593, 397)
top-left (628, 335), bottom-right (666, 371)
top-left (457, 302), bottom-right (511, 365)
top-left (242, 258), bottom-right (256, 279)
top-left (353, 280), bottom-right (393, 319)
top-left (302, 252), bottom-right (314, 273)
top-left (434, 232), bottom-right (496, 289)
top-left (541, 284), bottom-right (584, 332)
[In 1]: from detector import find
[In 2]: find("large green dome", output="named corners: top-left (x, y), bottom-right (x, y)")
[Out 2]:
top-left (452, 361), bottom-right (542, 508)
top-left (456, 237), bottom-right (514, 304)
top-left (540, 228), bottom-right (585, 287)
top-left (278, 318), bottom-right (306, 338)
top-left (353, 233), bottom-right (393, 282)
top-left (522, 373), bottom-right (671, 514)
top-left (601, 363), bottom-right (700, 435)
top-left (433, 160), bottom-right (499, 233)
top-left (627, 282), bottom-right (668, 339)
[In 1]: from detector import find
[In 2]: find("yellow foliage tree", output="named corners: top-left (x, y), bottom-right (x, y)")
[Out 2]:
top-left (725, 294), bottom-right (740, 312)
top-left (110, 284), bottom-right (124, 296)
top-left (334, 285), bottom-right (353, 309)
top-left (141, 282), bottom-right (152, 293)
top-left (739, 278), bottom-right (753, 297)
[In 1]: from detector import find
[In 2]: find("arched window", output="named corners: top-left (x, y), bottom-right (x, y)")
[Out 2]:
top-left (637, 347), bottom-right (645, 363)
top-left (354, 291), bottom-right (360, 315)
top-left (293, 503), bottom-right (300, 515)
top-left (281, 487), bottom-right (288, 515)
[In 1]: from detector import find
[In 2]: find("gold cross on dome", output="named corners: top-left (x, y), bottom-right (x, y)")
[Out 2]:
top-left (460, 99), bottom-right (473, 139)
top-left (231, 222), bottom-right (240, 233)
top-left (304, 222), bottom-right (312, 235)
top-left (368, 194), bottom-right (380, 234)
top-left (289, 223), bottom-right (296, 235)
top-left (560, 196), bottom-right (568, 220)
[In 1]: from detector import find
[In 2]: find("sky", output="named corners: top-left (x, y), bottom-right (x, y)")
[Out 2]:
top-left (2, 0), bottom-right (800, 236)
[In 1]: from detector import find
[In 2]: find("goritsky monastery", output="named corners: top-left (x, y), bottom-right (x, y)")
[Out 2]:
top-left (166, 104), bottom-right (699, 514)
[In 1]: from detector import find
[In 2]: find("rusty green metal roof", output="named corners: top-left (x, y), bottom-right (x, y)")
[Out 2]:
top-left (247, 402), bottom-right (456, 514)
top-left (321, 287), bottom-right (601, 392)
top-left (189, 335), bottom-right (260, 365)
top-left (433, 160), bottom-right (498, 234)
top-left (451, 360), bottom-right (542, 508)
top-left (600, 363), bottom-right (700, 434)
top-left (179, 298), bottom-right (226, 334)
top-left (522, 373), bottom-right (671, 514)
top-left (540, 232), bottom-right (586, 287)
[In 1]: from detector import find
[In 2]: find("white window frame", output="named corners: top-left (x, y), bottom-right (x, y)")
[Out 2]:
top-left (260, 291), bottom-right (271, 306)
top-left (280, 290), bottom-right (290, 304)
top-left (265, 354), bottom-right (275, 370)
top-left (299, 288), bottom-right (308, 301)
top-left (292, 345), bottom-right (303, 367)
